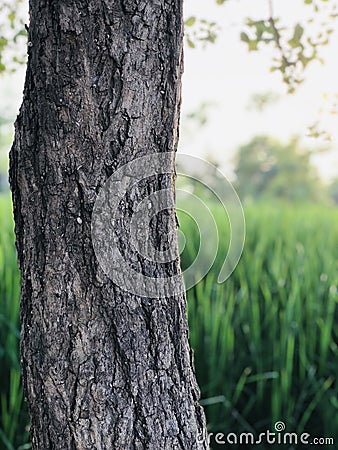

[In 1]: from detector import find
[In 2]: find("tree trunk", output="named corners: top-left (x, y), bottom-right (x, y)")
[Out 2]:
top-left (9, 0), bottom-right (208, 448)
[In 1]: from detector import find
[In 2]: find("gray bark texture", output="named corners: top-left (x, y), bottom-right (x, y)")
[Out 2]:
top-left (9, 0), bottom-right (208, 449)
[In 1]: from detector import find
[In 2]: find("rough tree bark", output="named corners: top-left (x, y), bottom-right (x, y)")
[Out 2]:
top-left (9, 0), bottom-right (208, 449)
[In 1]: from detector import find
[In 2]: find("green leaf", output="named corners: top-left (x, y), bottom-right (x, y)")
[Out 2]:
top-left (7, 11), bottom-right (16, 29)
top-left (295, 23), bottom-right (304, 39)
top-left (185, 16), bottom-right (196, 27)
top-left (240, 32), bottom-right (250, 43)
top-left (0, 36), bottom-right (8, 49)
top-left (187, 37), bottom-right (195, 48)
top-left (255, 20), bottom-right (266, 40)
top-left (288, 24), bottom-right (304, 48)
top-left (248, 40), bottom-right (258, 51)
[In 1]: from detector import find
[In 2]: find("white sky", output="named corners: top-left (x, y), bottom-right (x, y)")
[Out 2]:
top-left (180, 0), bottom-right (338, 181)
top-left (1, 0), bottom-right (337, 181)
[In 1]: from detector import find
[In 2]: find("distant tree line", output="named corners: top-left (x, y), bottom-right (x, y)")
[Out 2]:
top-left (233, 135), bottom-right (338, 205)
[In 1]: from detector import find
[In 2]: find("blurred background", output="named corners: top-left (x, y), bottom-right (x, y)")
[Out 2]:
top-left (0, 0), bottom-right (337, 449)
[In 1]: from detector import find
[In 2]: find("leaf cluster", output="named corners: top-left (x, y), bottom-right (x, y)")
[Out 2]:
top-left (0, 1), bottom-right (27, 74)
top-left (185, 16), bottom-right (220, 49)
top-left (240, 0), bottom-right (338, 92)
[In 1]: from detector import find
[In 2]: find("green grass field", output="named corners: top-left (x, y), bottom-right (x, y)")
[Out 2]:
top-left (1, 194), bottom-right (337, 449)
top-left (0, 195), bottom-right (30, 450)
top-left (179, 202), bottom-right (338, 449)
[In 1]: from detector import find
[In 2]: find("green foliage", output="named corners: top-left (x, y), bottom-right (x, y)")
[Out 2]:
top-left (307, 122), bottom-right (333, 141)
top-left (0, 1), bottom-right (27, 74)
top-left (240, 14), bottom-right (334, 93)
top-left (179, 203), bottom-right (338, 447)
top-left (233, 135), bottom-right (327, 203)
top-left (247, 91), bottom-right (281, 112)
top-left (0, 195), bottom-right (30, 450)
top-left (184, 101), bottom-right (216, 127)
top-left (185, 17), bottom-right (220, 49)
top-left (223, 0), bottom-right (338, 93)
